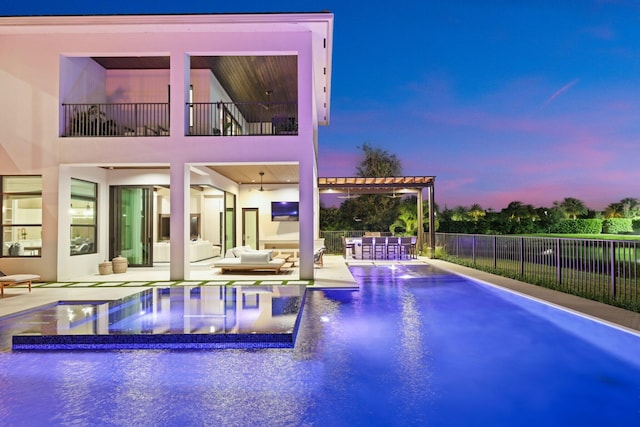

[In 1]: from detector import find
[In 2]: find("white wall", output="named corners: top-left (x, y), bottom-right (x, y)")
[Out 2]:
top-left (203, 194), bottom-right (223, 244)
top-left (106, 69), bottom-right (170, 103)
top-left (239, 184), bottom-right (300, 244)
top-left (57, 166), bottom-right (109, 281)
top-left (60, 57), bottom-right (107, 104)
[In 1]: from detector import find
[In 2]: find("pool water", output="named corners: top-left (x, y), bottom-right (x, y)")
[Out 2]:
top-left (3, 285), bottom-right (305, 350)
top-left (0, 264), bottom-right (639, 426)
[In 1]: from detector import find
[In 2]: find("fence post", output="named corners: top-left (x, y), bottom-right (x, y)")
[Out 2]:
top-left (493, 235), bottom-right (497, 269)
top-left (472, 235), bottom-right (476, 264)
top-left (556, 238), bottom-right (561, 285)
top-left (610, 240), bottom-right (616, 298)
top-left (519, 237), bottom-right (524, 276)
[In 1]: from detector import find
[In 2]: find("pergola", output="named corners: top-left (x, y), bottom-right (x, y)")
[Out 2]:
top-left (318, 176), bottom-right (436, 254)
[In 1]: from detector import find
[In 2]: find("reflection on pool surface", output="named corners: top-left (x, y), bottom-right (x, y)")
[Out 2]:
top-left (0, 264), bottom-right (639, 426)
top-left (1, 285), bottom-right (306, 350)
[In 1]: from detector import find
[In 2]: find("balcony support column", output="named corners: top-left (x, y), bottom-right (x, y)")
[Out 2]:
top-left (169, 162), bottom-right (190, 280)
top-left (170, 52), bottom-right (190, 137)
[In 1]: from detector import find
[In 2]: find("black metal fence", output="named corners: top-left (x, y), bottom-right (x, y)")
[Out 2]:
top-left (188, 101), bottom-right (298, 136)
top-left (436, 233), bottom-right (640, 308)
top-left (62, 103), bottom-right (169, 137)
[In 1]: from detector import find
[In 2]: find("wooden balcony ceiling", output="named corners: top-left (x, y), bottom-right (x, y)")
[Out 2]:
top-left (92, 56), bottom-right (297, 106)
top-left (101, 165), bottom-right (299, 186)
top-left (208, 164), bottom-right (299, 187)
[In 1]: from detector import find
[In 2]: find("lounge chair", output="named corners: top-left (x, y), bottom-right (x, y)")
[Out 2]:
top-left (0, 271), bottom-right (40, 297)
top-left (314, 246), bottom-right (326, 267)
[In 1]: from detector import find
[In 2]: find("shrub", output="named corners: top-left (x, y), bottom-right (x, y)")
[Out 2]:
top-left (633, 219), bottom-right (640, 233)
top-left (550, 219), bottom-right (602, 234)
top-left (602, 218), bottom-right (634, 234)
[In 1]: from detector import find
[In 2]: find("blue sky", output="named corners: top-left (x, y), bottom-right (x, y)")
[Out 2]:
top-left (4, 1), bottom-right (640, 211)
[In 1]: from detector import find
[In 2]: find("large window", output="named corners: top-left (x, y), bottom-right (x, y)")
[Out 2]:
top-left (2, 176), bottom-right (43, 257)
top-left (70, 178), bottom-right (97, 255)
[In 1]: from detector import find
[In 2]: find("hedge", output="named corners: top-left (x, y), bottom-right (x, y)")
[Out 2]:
top-left (602, 218), bottom-right (634, 234)
top-left (550, 218), bottom-right (602, 234)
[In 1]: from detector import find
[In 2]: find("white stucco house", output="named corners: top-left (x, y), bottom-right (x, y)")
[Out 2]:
top-left (0, 12), bottom-right (333, 281)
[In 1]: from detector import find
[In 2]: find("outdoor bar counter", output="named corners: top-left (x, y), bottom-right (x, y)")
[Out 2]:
top-left (345, 236), bottom-right (417, 260)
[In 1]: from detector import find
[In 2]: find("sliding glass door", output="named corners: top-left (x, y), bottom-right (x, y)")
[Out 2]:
top-left (110, 186), bottom-right (153, 266)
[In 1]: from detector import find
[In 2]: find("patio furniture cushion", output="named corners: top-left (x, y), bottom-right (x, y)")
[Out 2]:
top-left (0, 273), bottom-right (40, 297)
top-left (212, 256), bottom-right (285, 274)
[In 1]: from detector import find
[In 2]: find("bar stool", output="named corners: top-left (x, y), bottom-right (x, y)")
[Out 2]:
top-left (410, 236), bottom-right (417, 259)
top-left (400, 236), bottom-right (413, 260)
top-left (373, 237), bottom-right (387, 260)
top-left (342, 236), bottom-right (355, 259)
top-left (386, 236), bottom-right (400, 260)
top-left (361, 236), bottom-right (374, 259)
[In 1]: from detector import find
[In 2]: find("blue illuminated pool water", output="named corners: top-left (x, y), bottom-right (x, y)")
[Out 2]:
top-left (0, 264), bottom-right (639, 426)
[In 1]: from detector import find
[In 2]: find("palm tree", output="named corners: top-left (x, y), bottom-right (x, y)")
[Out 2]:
top-left (503, 201), bottom-right (527, 222)
top-left (468, 204), bottom-right (486, 222)
top-left (603, 202), bottom-right (624, 219)
top-left (619, 197), bottom-right (639, 218)
top-left (554, 197), bottom-right (588, 220)
top-left (450, 206), bottom-right (468, 221)
top-left (389, 209), bottom-right (418, 235)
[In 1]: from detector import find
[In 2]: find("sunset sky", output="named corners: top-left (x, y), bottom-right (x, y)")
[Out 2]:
top-left (4, 1), bottom-right (640, 211)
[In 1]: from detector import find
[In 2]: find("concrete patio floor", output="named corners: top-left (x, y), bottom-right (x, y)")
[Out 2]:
top-left (1, 255), bottom-right (639, 334)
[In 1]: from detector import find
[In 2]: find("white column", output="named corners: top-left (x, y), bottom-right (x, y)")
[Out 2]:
top-left (296, 37), bottom-right (315, 280)
top-left (168, 51), bottom-right (191, 280)
top-left (170, 52), bottom-right (190, 138)
top-left (169, 162), bottom-right (190, 280)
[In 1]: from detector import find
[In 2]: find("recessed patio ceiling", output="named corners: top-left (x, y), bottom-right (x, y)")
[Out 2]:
top-left (92, 55), bottom-right (298, 110)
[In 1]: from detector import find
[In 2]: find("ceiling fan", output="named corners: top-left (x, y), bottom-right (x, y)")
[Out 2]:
top-left (256, 171), bottom-right (275, 192)
top-left (337, 188), bottom-right (359, 199)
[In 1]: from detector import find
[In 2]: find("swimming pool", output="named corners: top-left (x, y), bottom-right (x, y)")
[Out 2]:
top-left (0, 264), bottom-right (638, 426)
top-left (4, 285), bottom-right (306, 350)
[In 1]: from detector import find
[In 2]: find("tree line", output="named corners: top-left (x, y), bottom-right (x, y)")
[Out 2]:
top-left (436, 197), bottom-right (640, 235)
top-left (319, 144), bottom-right (640, 235)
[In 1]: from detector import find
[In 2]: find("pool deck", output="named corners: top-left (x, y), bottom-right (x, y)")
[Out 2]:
top-left (1, 255), bottom-right (639, 334)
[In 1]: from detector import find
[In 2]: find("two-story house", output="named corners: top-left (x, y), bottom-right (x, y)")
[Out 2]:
top-left (0, 12), bottom-right (333, 281)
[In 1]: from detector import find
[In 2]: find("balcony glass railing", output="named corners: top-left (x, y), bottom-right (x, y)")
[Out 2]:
top-left (188, 101), bottom-right (298, 136)
top-left (62, 103), bottom-right (169, 137)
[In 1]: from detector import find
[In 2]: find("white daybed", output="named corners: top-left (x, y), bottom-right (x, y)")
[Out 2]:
top-left (212, 249), bottom-right (285, 274)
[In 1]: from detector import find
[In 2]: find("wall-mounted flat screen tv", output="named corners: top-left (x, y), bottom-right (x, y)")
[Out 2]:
top-left (271, 201), bottom-right (299, 221)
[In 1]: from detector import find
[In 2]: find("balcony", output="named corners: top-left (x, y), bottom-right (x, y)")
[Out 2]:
top-left (61, 101), bottom-right (298, 137)
top-left (62, 103), bottom-right (169, 137)
top-left (188, 101), bottom-right (298, 136)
